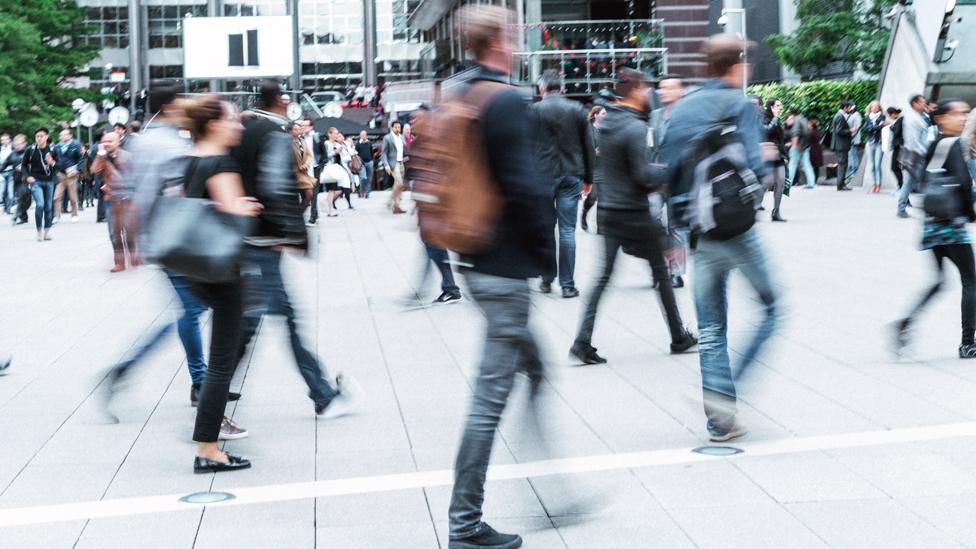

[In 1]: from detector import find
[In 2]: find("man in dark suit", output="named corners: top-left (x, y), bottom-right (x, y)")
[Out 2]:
top-left (831, 101), bottom-right (855, 191)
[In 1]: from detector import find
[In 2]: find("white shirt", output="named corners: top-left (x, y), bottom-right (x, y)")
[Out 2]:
top-left (392, 133), bottom-right (404, 162)
top-left (0, 145), bottom-right (10, 170)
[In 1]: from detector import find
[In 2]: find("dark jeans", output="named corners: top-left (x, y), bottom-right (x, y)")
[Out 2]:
top-left (190, 279), bottom-right (244, 443)
top-left (543, 176), bottom-right (582, 289)
top-left (424, 243), bottom-right (459, 294)
top-left (449, 272), bottom-right (543, 539)
top-left (575, 212), bottom-right (686, 346)
top-left (238, 246), bottom-right (338, 405)
top-left (891, 147), bottom-right (904, 189)
top-left (13, 182), bottom-right (30, 223)
top-left (309, 183), bottom-right (321, 221)
top-left (29, 179), bottom-right (55, 229)
top-left (835, 148), bottom-right (850, 189)
top-left (359, 160), bottom-right (373, 197)
top-left (905, 244), bottom-right (976, 345)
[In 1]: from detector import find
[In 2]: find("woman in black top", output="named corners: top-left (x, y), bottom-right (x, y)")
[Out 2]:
top-left (762, 99), bottom-right (788, 222)
top-left (182, 96), bottom-right (263, 473)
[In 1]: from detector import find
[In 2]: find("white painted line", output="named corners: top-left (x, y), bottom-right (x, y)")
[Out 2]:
top-left (2, 421), bottom-right (975, 528)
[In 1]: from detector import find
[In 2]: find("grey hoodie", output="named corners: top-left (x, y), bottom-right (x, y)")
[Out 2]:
top-left (595, 102), bottom-right (661, 211)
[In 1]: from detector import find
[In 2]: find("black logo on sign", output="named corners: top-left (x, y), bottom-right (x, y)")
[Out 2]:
top-left (228, 29), bottom-right (259, 67)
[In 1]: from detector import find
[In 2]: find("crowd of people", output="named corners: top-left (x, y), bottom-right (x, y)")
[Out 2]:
top-left (3, 5), bottom-right (976, 549)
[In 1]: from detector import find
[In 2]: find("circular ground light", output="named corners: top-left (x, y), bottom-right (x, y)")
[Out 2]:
top-left (691, 445), bottom-right (744, 456)
top-left (179, 491), bottom-right (236, 504)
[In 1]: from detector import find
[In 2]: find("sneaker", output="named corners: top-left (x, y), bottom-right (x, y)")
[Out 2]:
top-left (562, 287), bottom-right (580, 299)
top-left (316, 373), bottom-right (364, 419)
top-left (897, 211), bottom-right (910, 219)
top-left (671, 275), bottom-right (684, 288)
top-left (0, 355), bottom-right (10, 374)
top-left (709, 423), bottom-right (748, 443)
top-left (218, 416), bottom-right (248, 440)
top-left (539, 281), bottom-right (552, 294)
top-left (891, 319), bottom-right (911, 356)
top-left (569, 341), bottom-right (607, 365)
top-left (43, 230), bottom-right (51, 241)
top-left (670, 330), bottom-right (698, 354)
top-left (449, 524), bottom-right (522, 549)
top-left (433, 291), bottom-right (462, 305)
top-left (71, 216), bottom-right (78, 223)
top-left (960, 343), bottom-right (976, 359)
top-left (36, 230), bottom-right (42, 242)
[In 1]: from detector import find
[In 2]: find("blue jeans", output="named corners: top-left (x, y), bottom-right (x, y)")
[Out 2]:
top-left (897, 160), bottom-right (921, 214)
top-left (449, 272), bottom-right (543, 539)
top-left (788, 148), bottom-right (817, 189)
top-left (239, 246), bottom-right (338, 405)
top-left (30, 179), bottom-right (55, 229)
top-left (543, 176), bottom-right (582, 288)
top-left (358, 160), bottom-right (373, 197)
top-left (0, 171), bottom-right (13, 212)
top-left (424, 243), bottom-right (459, 294)
top-left (693, 229), bottom-right (778, 435)
top-left (167, 272), bottom-right (208, 385)
top-left (866, 141), bottom-right (884, 186)
top-left (847, 146), bottom-right (861, 185)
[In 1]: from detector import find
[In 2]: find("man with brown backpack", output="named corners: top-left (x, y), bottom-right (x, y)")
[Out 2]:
top-left (410, 6), bottom-right (552, 549)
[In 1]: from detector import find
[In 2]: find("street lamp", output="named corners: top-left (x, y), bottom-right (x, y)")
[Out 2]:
top-left (718, 8), bottom-right (747, 94)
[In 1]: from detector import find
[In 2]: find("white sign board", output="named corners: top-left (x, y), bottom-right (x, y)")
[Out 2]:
top-left (183, 16), bottom-right (294, 79)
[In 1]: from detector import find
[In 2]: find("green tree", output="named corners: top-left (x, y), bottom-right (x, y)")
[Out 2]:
top-left (766, 0), bottom-right (899, 78)
top-left (0, 0), bottom-right (100, 134)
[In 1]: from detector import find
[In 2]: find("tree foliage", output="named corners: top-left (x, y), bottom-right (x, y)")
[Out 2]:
top-left (748, 79), bottom-right (879, 127)
top-left (766, 0), bottom-right (899, 78)
top-left (0, 1), bottom-right (100, 134)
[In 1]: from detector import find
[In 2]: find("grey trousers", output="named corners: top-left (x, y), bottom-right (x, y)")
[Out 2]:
top-left (449, 271), bottom-right (544, 539)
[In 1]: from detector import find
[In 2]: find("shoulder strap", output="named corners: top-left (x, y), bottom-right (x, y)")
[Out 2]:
top-left (927, 137), bottom-right (959, 171)
top-left (462, 81), bottom-right (509, 111)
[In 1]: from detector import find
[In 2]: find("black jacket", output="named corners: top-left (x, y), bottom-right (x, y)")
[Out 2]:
top-left (1, 147), bottom-right (27, 185)
top-left (595, 103), bottom-right (660, 212)
top-left (21, 145), bottom-right (56, 181)
top-left (459, 66), bottom-right (554, 280)
top-left (763, 114), bottom-right (787, 166)
top-left (532, 93), bottom-right (595, 183)
top-left (831, 111), bottom-right (852, 151)
top-left (926, 135), bottom-right (976, 222)
top-left (231, 111), bottom-right (308, 249)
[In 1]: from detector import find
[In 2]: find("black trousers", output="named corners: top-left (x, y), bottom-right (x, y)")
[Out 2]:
top-left (190, 279), bottom-right (244, 443)
top-left (891, 147), bottom-right (904, 189)
top-left (13, 183), bottom-right (30, 223)
top-left (835, 148), bottom-right (850, 189)
top-left (907, 244), bottom-right (976, 345)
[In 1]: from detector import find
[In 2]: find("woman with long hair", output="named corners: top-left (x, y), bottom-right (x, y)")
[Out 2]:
top-left (762, 99), bottom-right (788, 221)
top-left (863, 100), bottom-right (887, 193)
top-left (894, 99), bottom-right (976, 359)
top-left (580, 105), bottom-right (605, 231)
top-left (181, 96), bottom-right (263, 473)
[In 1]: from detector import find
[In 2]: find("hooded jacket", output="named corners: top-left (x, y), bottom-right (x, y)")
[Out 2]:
top-left (594, 102), bottom-right (661, 212)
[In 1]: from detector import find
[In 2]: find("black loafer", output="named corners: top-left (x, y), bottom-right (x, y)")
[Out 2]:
top-left (194, 454), bottom-right (251, 474)
top-left (570, 342), bottom-right (607, 365)
top-left (670, 330), bottom-right (699, 354)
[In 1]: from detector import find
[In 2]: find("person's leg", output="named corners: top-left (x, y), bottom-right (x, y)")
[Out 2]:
top-left (309, 183), bottom-right (320, 222)
top-left (1, 172), bottom-right (11, 213)
top-left (427, 243), bottom-right (459, 294)
top-left (574, 236), bottom-right (620, 346)
top-left (901, 248), bottom-right (946, 333)
top-left (847, 146), bottom-right (860, 186)
top-left (554, 176), bottom-right (582, 290)
top-left (16, 183), bottom-right (30, 223)
top-left (771, 166), bottom-right (785, 215)
top-left (66, 174), bottom-right (79, 217)
top-left (391, 165), bottom-right (404, 210)
top-left (53, 175), bottom-right (65, 221)
top-left (897, 165), bottom-right (913, 215)
top-left (109, 202), bottom-right (125, 269)
top-left (449, 273), bottom-right (531, 541)
top-left (166, 272), bottom-right (208, 386)
top-left (836, 151), bottom-right (849, 190)
top-left (801, 150), bottom-right (816, 190)
top-left (787, 147), bottom-right (800, 188)
top-left (692, 236), bottom-right (736, 434)
top-left (892, 149), bottom-right (904, 190)
top-left (943, 245), bottom-right (976, 346)
top-left (30, 183), bottom-right (44, 231)
top-left (728, 230), bottom-right (779, 385)
top-left (642, 227), bottom-right (688, 343)
top-left (364, 161), bottom-right (373, 197)
top-left (343, 187), bottom-right (353, 208)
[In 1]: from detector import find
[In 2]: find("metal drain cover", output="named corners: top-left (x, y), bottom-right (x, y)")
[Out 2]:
top-left (179, 491), bottom-right (236, 504)
top-left (691, 445), bottom-right (744, 456)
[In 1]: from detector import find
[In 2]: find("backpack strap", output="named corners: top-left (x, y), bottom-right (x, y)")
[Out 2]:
top-left (461, 81), bottom-right (509, 111)
top-left (927, 137), bottom-right (959, 171)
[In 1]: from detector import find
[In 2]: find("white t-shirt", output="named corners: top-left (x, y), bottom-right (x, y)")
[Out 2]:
top-left (392, 133), bottom-right (404, 162)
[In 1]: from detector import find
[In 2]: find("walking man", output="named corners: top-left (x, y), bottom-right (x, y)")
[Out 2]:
top-left (381, 120), bottom-right (407, 214)
top-left (898, 94), bottom-right (931, 218)
top-left (448, 6), bottom-right (553, 548)
top-left (787, 109), bottom-right (818, 189)
top-left (21, 128), bottom-right (57, 241)
top-left (533, 69), bottom-right (594, 298)
top-left (355, 130), bottom-right (374, 198)
top-left (831, 101), bottom-right (855, 191)
top-left (0, 134), bottom-right (14, 214)
top-left (847, 103), bottom-right (863, 187)
top-left (0, 134), bottom-right (29, 224)
top-left (53, 129), bottom-right (83, 223)
top-left (659, 34), bottom-right (779, 443)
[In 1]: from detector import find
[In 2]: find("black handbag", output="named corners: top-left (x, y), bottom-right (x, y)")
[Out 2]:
top-left (146, 157), bottom-right (251, 283)
top-left (923, 137), bottom-right (965, 221)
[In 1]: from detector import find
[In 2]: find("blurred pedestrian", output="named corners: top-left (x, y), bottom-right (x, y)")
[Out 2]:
top-left (898, 94), bottom-right (930, 218)
top-left (1, 134), bottom-right (29, 225)
top-left (290, 121), bottom-right (315, 211)
top-left (762, 99), bottom-right (788, 221)
top-left (660, 34), bottom-right (778, 443)
top-left (886, 108), bottom-right (905, 191)
top-left (92, 131), bottom-right (134, 272)
top-left (848, 101), bottom-right (863, 185)
top-left (53, 129), bottom-right (83, 223)
top-left (864, 100), bottom-right (887, 193)
top-left (787, 110), bottom-right (817, 190)
top-left (355, 130), bottom-right (374, 198)
top-left (0, 133), bottom-right (13, 214)
top-left (808, 117), bottom-right (824, 184)
top-left (893, 99), bottom-right (976, 359)
top-left (21, 128), bottom-right (57, 241)
top-left (381, 120), bottom-right (407, 214)
top-left (831, 101), bottom-right (855, 191)
top-left (580, 105), bottom-right (605, 232)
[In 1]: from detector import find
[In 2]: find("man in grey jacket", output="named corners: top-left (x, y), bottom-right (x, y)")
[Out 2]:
top-left (532, 70), bottom-right (595, 298)
top-left (570, 68), bottom-right (696, 365)
top-left (831, 101), bottom-right (855, 191)
top-left (380, 120), bottom-right (407, 214)
top-left (897, 93), bottom-right (930, 218)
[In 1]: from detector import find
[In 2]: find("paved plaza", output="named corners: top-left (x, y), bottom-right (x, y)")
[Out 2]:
top-left (2, 187), bottom-right (976, 548)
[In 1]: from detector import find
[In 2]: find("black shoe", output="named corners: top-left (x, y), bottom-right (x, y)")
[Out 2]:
top-left (433, 291), bottom-right (462, 305)
top-left (562, 287), bottom-right (579, 299)
top-left (838, 186), bottom-right (853, 191)
top-left (190, 384), bottom-right (241, 407)
top-left (449, 524), bottom-right (523, 549)
top-left (771, 211), bottom-right (786, 222)
top-left (757, 205), bottom-right (766, 211)
top-left (960, 343), bottom-right (976, 359)
top-left (670, 330), bottom-right (698, 354)
top-left (892, 319), bottom-right (910, 355)
top-left (897, 211), bottom-right (910, 219)
top-left (0, 356), bottom-right (10, 374)
top-left (570, 341), bottom-right (607, 365)
top-left (671, 276), bottom-right (684, 288)
top-left (193, 454), bottom-right (251, 474)
top-left (539, 281), bottom-right (552, 294)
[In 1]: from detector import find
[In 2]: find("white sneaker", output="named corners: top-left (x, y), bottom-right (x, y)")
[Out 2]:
top-left (218, 416), bottom-right (249, 440)
top-left (71, 216), bottom-right (78, 223)
top-left (319, 373), bottom-right (365, 420)
top-left (709, 423), bottom-right (748, 443)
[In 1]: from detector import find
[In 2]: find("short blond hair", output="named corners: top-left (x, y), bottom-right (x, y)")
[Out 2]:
top-left (459, 4), bottom-right (513, 59)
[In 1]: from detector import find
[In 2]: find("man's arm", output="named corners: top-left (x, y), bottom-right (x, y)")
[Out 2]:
top-left (256, 131), bottom-right (307, 248)
top-left (580, 106), bottom-right (595, 184)
top-left (379, 136), bottom-right (391, 171)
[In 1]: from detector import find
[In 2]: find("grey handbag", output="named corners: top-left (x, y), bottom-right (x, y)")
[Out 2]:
top-left (146, 157), bottom-right (252, 283)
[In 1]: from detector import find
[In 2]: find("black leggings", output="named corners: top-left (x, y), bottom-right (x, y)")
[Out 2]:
top-left (907, 244), bottom-right (976, 345)
top-left (333, 187), bottom-right (353, 208)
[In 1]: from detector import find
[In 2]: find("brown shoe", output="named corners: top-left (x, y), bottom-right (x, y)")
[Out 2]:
top-left (110, 263), bottom-right (126, 273)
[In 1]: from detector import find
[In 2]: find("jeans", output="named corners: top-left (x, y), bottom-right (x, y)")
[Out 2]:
top-left (788, 148), bottom-right (817, 189)
top-left (0, 171), bottom-right (13, 212)
top-left (765, 165), bottom-right (786, 213)
top-left (835, 148), bottom-right (850, 190)
top-left (904, 244), bottom-right (976, 345)
top-left (424, 243), bottom-right (459, 294)
top-left (575, 224), bottom-right (686, 346)
top-left (30, 179), bottom-right (55, 229)
top-left (693, 229), bottom-right (778, 435)
top-left (866, 141), bottom-right (884, 186)
top-left (191, 279), bottom-right (244, 443)
top-left (358, 160), bottom-right (373, 197)
top-left (847, 145), bottom-right (861, 185)
top-left (897, 161), bottom-right (921, 214)
top-left (449, 272), bottom-right (543, 539)
top-left (238, 246), bottom-right (338, 405)
top-left (13, 182), bottom-right (30, 223)
top-left (543, 176), bottom-right (582, 288)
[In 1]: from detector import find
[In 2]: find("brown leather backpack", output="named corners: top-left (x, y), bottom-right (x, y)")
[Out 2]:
top-left (409, 81), bottom-right (506, 254)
